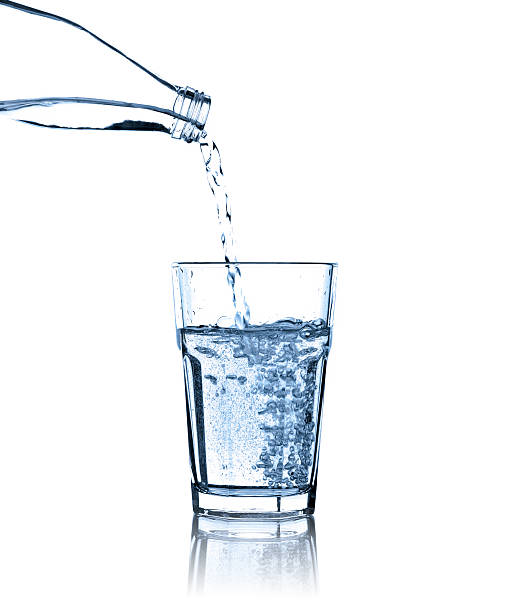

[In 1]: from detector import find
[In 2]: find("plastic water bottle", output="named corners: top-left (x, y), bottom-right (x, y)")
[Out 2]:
top-left (0, 1), bottom-right (210, 142)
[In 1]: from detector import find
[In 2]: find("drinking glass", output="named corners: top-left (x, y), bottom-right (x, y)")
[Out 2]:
top-left (172, 262), bottom-right (337, 518)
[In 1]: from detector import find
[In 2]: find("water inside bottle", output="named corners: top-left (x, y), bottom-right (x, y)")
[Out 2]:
top-left (0, 0), bottom-right (197, 136)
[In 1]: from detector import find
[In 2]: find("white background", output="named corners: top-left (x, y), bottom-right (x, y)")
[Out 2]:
top-left (1, 0), bottom-right (511, 610)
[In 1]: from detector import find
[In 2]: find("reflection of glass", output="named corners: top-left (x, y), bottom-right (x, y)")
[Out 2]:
top-left (188, 516), bottom-right (318, 594)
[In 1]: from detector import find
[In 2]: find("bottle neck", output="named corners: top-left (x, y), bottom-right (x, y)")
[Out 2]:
top-left (172, 87), bottom-right (211, 142)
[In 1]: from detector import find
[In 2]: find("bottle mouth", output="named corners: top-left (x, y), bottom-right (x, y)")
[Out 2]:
top-left (172, 86), bottom-right (211, 142)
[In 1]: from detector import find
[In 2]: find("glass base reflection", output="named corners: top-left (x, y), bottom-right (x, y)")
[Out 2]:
top-left (188, 515), bottom-right (318, 594)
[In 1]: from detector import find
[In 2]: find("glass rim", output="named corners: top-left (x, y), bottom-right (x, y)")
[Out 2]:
top-left (172, 261), bottom-right (338, 268)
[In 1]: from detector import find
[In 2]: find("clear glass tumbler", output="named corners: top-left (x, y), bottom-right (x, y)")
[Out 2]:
top-left (172, 262), bottom-right (338, 518)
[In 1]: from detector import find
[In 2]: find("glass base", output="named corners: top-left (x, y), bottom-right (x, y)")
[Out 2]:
top-left (191, 484), bottom-right (316, 518)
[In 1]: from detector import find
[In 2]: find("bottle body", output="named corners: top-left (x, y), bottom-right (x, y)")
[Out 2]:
top-left (0, 1), bottom-right (210, 141)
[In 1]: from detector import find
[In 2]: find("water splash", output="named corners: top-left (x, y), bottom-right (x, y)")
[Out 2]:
top-left (199, 136), bottom-right (251, 328)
